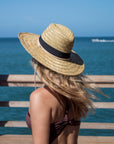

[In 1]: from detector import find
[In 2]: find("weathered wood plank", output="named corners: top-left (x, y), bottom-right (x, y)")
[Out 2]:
top-left (78, 136), bottom-right (114, 144)
top-left (0, 101), bottom-right (114, 108)
top-left (0, 75), bottom-right (114, 83)
top-left (0, 75), bottom-right (114, 87)
top-left (0, 74), bottom-right (43, 87)
top-left (0, 75), bottom-right (41, 82)
top-left (1, 82), bottom-right (114, 87)
top-left (0, 82), bottom-right (44, 87)
top-left (86, 75), bottom-right (114, 83)
top-left (0, 121), bottom-right (114, 129)
top-left (94, 84), bottom-right (114, 88)
top-left (80, 122), bottom-right (114, 129)
top-left (0, 135), bottom-right (114, 144)
top-left (0, 135), bottom-right (33, 144)
top-left (93, 102), bottom-right (114, 108)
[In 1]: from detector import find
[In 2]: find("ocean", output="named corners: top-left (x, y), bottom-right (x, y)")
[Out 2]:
top-left (0, 37), bottom-right (114, 136)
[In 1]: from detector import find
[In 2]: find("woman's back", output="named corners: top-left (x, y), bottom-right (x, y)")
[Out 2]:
top-left (28, 86), bottom-right (80, 144)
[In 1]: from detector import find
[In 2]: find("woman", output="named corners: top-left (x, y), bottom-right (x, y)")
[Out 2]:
top-left (18, 23), bottom-right (96, 144)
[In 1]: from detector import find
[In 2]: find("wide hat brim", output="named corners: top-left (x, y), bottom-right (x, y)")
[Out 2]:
top-left (18, 32), bottom-right (84, 76)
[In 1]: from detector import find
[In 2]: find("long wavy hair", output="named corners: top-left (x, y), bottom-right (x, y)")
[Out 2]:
top-left (31, 58), bottom-right (107, 120)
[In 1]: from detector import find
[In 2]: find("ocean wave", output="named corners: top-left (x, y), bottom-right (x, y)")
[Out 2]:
top-left (92, 39), bottom-right (114, 42)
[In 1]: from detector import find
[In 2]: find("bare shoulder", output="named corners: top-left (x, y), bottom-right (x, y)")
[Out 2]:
top-left (30, 87), bottom-right (48, 99)
top-left (29, 86), bottom-right (65, 123)
top-left (29, 87), bottom-right (57, 112)
top-left (30, 87), bottom-right (52, 106)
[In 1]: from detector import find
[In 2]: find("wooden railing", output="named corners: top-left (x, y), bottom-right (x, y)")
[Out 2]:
top-left (0, 75), bottom-right (114, 144)
top-left (0, 75), bottom-right (114, 87)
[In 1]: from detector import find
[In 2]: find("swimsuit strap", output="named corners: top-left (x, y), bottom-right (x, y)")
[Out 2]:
top-left (65, 104), bottom-right (69, 115)
top-left (64, 104), bottom-right (81, 125)
top-left (64, 104), bottom-right (69, 121)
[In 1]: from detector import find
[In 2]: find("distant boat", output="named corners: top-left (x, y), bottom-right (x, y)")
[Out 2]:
top-left (92, 39), bottom-right (114, 42)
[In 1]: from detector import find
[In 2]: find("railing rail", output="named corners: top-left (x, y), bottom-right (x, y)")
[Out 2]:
top-left (0, 74), bottom-right (114, 87)
top-left (0, 101), bottom-right (114, 108)
top-left (0, 135), bottom-right (113, 144)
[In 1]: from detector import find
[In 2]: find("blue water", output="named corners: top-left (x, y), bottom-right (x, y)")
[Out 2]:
top-left (0, 37), bottom-right (114, 136)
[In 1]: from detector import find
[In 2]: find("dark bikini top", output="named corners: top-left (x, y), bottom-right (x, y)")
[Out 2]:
top-left (26, 105), bottom-right (80, 144)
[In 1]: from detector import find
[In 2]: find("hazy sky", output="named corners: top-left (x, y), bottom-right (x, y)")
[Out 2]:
top-left (0, 0), bottom-right (114, 37)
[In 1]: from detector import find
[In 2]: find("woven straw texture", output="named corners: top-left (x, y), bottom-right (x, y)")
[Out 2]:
top-left (18, 23), bottom-right (84, 75)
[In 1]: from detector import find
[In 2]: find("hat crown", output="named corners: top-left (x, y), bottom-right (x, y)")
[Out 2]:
top-left (41, 23), bottom-right (74, 53)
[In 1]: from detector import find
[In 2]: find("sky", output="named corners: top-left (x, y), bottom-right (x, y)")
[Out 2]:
top-left (0, 0), bottom-right (114, 37)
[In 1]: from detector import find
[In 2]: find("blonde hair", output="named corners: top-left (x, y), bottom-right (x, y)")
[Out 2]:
top-left (31, 58), bottom-right (106, 120)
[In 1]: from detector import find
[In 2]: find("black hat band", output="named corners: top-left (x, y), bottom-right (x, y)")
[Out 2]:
top-left (39, 36), bottom-right (71, 59)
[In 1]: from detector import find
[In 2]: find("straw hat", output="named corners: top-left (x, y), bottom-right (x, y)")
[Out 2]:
top-left (18, 23), bottom-right (84, 75)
